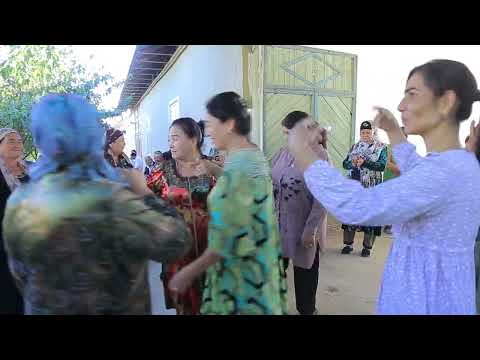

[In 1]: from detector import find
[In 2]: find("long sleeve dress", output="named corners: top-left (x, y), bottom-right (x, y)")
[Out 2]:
top-left (147, 159), bottom-right (216, 315)
top-left (200, 148), bottom-right (288, 315)
top-left (475, 231), bottom-right (480, 313)
top-left (271, 146), bottom-right (328, 269)
top-left (303, 142), bottom-right (480, 315)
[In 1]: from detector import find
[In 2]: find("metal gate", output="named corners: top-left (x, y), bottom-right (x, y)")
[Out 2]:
top-left (262, 45), bottom-right (357, 169)
top-left (263, 91), bottom-right (313, 160)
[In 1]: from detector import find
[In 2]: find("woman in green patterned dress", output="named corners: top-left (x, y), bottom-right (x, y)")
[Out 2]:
top-left (169, 92), bottom-right (288, 315)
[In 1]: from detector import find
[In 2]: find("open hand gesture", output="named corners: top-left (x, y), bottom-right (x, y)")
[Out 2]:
top-left (466, 119), bottom-right (480, 153)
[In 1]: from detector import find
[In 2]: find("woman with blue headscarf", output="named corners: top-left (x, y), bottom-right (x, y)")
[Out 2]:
top-left (2, 94), bottom-right (191, 315)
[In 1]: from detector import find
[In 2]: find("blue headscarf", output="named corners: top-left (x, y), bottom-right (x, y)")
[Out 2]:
top-left (29, 93), bottom-right (123, 183)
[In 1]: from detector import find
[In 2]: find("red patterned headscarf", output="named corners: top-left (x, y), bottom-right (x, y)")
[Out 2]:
top-left (105, 128), bottom-right (123, 149)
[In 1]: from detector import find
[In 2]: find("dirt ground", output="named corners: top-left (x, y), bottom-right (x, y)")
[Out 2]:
top-left (286, 217), bottom-right (392, 315)
top-left (149, 217), bottom-right (392, 315)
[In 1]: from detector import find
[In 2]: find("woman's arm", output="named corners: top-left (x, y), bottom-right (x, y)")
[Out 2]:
top-left (169, 171), bottom-right (258, 295)
top-left (301, 200), bottom-right (327, 248)
top-left (202, 159), bottom-right (223, 178)
top-left (114, 189), bottom-right (192, 263)
top-left (169, 249), bottom-right (222, 294)
top-left (303, 157), bottom-right (450, 226)
top-left (287, 123), bottom-right (450, 226)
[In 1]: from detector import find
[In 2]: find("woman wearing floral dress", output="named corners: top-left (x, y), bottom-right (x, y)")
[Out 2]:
top-left (147, 117), bottom-right (221, 315)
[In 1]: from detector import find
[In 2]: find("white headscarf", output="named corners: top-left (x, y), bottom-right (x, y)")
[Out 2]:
top-left (0, 128), bottom-right (26, 191)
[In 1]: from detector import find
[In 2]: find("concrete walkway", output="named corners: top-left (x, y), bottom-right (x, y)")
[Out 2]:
top-left (149, 261), bottom-right (176, 315)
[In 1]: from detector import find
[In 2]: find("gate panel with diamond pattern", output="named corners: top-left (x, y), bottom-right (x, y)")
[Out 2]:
top-left (263, 92), bottom-right (313, 161)
top-left (262, 46), bottom-right (357, 169)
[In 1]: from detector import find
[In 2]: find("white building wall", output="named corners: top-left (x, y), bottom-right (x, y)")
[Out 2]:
top-left (135, 45), bottom-right (244, 157)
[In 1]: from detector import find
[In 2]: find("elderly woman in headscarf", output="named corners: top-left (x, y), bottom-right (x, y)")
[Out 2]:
top-left (0, 128), bottom-right (29, 314)
top-left (341, 120), bottom-right (387, 258)
top-left (104, 128), bottom-right (133, 168)
top-left (2, 94), bottom-right (191, 315)
top-left (144, 155), bottom-right (155, 176)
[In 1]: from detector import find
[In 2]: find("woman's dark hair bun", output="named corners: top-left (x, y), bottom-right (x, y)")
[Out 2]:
top-left (475, 89), bottom-right (480, 102)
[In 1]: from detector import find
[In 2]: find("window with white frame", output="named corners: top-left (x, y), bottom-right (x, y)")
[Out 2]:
top-left (168, 97), bottom-right (180, 123)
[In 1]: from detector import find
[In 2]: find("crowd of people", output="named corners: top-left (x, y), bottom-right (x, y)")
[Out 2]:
top-left (0, 58), bottom-right (479, 315)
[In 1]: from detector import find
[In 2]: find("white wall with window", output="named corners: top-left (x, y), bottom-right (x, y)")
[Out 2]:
top-left (134, 45), bottom-right (243, 156)
top-left (168, 97), bottom-right (180, 123)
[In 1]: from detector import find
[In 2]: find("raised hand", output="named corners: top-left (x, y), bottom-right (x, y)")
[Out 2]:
top-left (169, 267), bottom-right (195, 295)
top-left (466, 119), bottom-right (480, 153)
top-left (373, 107), bottom-right (400, 133)
top-left (301, 233), bottom-right (315, 249)
top-left (288, 123), bottom-right (311, 156)
top-left (373, 106), bottom-right (407, 146)
top-left (121, 168), bottom-right (153, 196)
top-left (288, 122), bottom-right (330, 166)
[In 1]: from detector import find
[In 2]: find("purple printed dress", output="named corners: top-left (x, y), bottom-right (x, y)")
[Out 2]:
top-left (303, 142), bottom-right (480, 314)
top-left (271, 146), bottom-right (328, 269)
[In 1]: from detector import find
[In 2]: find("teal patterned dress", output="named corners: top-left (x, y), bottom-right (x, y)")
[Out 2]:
top-left (200, 148), bottom-right (288, 315)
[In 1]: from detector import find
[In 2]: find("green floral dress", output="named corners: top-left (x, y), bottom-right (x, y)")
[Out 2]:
top-left (201, 148), bottom-right (288, 315)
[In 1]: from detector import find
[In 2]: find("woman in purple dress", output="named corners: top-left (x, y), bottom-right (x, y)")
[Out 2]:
top-left (466, 129), bottom-right (480, 314)
top-left (271, 111), bottom-right (328, 315)
top-left (287, 59), bottom-right (480, 315)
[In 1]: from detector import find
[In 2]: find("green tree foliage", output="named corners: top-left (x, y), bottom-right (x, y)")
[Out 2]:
top-left (0, 45), bottom-right (124, 160)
